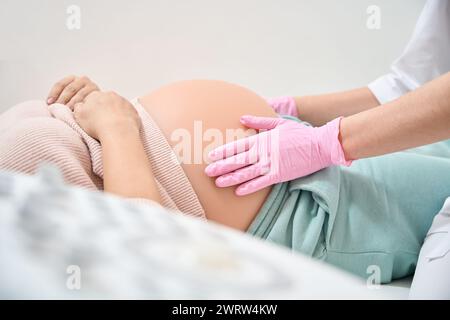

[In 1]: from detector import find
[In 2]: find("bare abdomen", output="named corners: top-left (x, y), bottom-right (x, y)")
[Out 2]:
top-left (139, 80), bottom-right (276, 231)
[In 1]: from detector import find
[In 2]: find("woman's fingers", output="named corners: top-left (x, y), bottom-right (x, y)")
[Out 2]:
top-left (47, 75), bottom-right (76, 104)
top-left (46, 75), bottom-right (98, 106)
top-left (66, 85), bottom-right (99, 110)
top-left (55, 77), bottom-right (89, 105)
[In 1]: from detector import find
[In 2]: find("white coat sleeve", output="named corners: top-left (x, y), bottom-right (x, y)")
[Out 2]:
top-left (368, 0), bottom-right (450, 104)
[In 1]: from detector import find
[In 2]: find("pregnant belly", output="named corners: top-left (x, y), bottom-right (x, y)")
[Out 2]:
top-left (139, 80), bottom-right (276, 231)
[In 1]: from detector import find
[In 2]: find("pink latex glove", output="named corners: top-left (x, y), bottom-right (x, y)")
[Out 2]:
top-left (266, 96), bottom-right (298, 117)
top-left (205, 115), bottom-right (352, 196)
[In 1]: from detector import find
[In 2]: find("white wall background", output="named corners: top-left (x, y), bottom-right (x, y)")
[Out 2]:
top-left (0, 0), bottom-right (426, 111)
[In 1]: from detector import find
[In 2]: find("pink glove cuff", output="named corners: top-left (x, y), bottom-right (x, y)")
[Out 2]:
top-left (266, 96), bottom-right (298, 117)
top-left (317, 117), bottom-right (353, 167)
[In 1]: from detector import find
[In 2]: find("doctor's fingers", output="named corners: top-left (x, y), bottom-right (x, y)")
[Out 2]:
top-left (205, 149), bottom-right (258, 177)
top-left (215, 161), bottom-right (271, 188)
top-left (235, 173), bottom-right (276, 196)
top-left (208, 134), bottom-right (258, 162)
top-left (66, 85), bottom-right (100, 110)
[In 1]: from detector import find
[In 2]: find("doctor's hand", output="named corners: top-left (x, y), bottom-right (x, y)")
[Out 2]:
top-left (47, 75), bottom-right (100, 109)
top-left (205, 115), bottom-right (352, 196)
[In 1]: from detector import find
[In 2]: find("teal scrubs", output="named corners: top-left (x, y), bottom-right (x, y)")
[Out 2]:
top-left (247, 116), bottom-right (450, 283)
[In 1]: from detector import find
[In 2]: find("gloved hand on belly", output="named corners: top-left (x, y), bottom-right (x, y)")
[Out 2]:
top-left (205, 115), bottom-right (352, 196)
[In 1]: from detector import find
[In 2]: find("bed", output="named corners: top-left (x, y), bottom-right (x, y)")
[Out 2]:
top-left (0, 166), bottom-right (409, 299)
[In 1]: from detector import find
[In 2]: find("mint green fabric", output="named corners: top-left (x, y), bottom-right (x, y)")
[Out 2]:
top-left (247, 116), bottom-right (450, 283)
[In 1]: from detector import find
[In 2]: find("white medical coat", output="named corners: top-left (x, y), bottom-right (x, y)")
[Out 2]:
top-left (367, 0), bottom-right (450, 299)
top-left (368, 0), bottom-right (450, 103)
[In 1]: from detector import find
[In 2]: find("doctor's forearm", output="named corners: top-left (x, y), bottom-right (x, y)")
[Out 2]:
top-left (294, 87), bottom-right (380, 126)
top-left (340, 72), bottom-right (450, 160)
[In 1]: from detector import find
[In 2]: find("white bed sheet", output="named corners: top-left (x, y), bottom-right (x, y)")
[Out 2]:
top-left (0, 166), bottom-right (406, 299)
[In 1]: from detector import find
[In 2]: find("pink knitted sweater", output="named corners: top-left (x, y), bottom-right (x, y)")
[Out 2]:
top-left (0, 99), bottom-right (205, 219)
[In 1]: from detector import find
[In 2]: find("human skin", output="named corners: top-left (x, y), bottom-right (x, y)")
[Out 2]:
top-left (293, 87), bottom-right (380, 127)
top-left (73, 91), bottom-right (162, 203)
top-left (52, 71), bottom-right (450, 230)
top-left (273, 72), bottom-right (450, 161)
top-left (340, 72), bottom-right (450, 160)
top-left (47, 75), bottom-right (100, 108)
top-left (48, 77), bottom-right (276, 231)
top-left (294, 72), bottom-right (450, 160)
top-left (56, 73), bottom-right (450, 231)
top-left (204, 69), bottom-right (450, 196)
top-left (139, 80), bottom-right (276, 230)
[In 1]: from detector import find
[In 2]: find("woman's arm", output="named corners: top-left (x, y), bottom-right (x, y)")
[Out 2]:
top-left (293, 87), bottom-right (380, 126)
top-left (340, 71), bottom-right (450, 160)
top-left (100, 125), bottom-right (162, 203)
top-left (73, 91), bottom-right (162, 204)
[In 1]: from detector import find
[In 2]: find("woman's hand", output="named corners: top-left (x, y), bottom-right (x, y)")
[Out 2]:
top-left (73, 91), bottom-right (141, 141)
top-left (47, 75), bottom-right (100, 109)
top-left (74, 91), bottom-right (161, 204)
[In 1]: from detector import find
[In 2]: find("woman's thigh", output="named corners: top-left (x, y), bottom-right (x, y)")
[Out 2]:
top-left (139, 80), bottom-right (277, 231)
